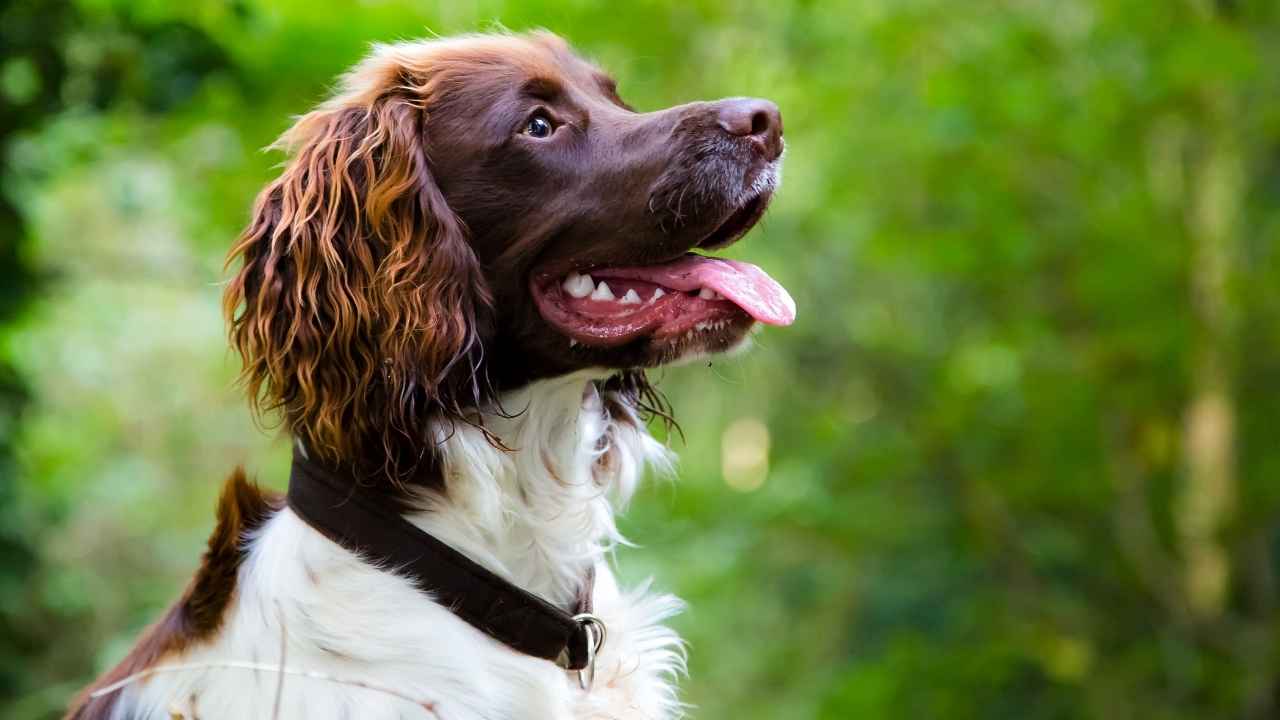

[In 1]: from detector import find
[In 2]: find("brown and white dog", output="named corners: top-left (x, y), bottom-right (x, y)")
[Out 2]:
top-left (67, 32), bottom-right (793, 720)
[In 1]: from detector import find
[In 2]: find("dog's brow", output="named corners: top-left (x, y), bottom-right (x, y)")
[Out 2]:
top-left (592, 73), bottom-right (618, 96)
top-left (593, 73), bottom-right (633, 111)
top-left (521, 76), bottom-right (564, 101)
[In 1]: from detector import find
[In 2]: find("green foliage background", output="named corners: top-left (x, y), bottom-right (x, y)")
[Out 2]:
top-left (3, 1), bottom-right (1280, 718)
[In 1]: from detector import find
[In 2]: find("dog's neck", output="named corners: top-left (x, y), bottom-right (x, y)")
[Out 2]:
top-left (401, 372), bottom-right (673, 607)
top-left (83, 373), bottom-right (686, 720)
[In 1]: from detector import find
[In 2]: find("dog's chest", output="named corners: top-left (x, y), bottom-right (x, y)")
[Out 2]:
top-left (118, 377), bottom-right (685, 720)
top-left (121, 509), bottom-right (683, 720)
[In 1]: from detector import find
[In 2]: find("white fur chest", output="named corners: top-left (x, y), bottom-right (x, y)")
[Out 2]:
top-left (115, 375), bottom-right (686, 720)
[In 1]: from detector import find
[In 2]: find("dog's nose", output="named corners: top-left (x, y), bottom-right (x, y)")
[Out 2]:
top-left (715, 98), bottom-right (783, 160)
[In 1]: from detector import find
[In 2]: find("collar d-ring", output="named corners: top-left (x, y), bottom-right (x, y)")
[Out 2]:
top-left (572, 613), bottom-right (607, 690)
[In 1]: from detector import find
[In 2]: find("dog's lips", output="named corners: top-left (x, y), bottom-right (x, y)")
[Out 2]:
top-left (531, 254), bottom-right (796, 348)
top-left (696, 192), bottom-right (769, 251)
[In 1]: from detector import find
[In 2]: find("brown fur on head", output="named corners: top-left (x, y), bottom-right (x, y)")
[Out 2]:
top-left (223, 44), bottom-right (495, 474)
top-left (224, 32), bottom-right (783, 479)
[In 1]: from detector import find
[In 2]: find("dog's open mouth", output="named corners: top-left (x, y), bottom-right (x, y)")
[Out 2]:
top-left (531, 181), bottom-right (795, 350)
top-left (531, 253), bottom-right (795, 348)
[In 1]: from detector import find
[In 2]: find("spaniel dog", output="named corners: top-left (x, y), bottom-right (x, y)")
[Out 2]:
top-left (68, 31), bottom-right (793, 720)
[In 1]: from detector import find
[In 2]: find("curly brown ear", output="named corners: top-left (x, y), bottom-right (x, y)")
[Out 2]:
top-left (223, 84), bottom-right (490, 474)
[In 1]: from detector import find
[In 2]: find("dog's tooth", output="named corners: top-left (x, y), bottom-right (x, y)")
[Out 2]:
top-left (590, 281), bottom-right (616, 301)
top-left (569, 338), bottom-right (578, 348)
top-left (621, 289), bottom-right (642, 305)
top-left (652, 288), bottom-right (666, 301)
top-left (698, 287), bottom-right (717, 300)
top-left (563, 272), bottom-right (594, 299)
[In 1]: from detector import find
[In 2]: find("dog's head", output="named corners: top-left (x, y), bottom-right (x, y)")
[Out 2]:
top-left (224, 32), bottom-right (794, 469)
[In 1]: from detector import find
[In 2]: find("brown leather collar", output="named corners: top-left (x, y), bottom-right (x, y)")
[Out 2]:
top-left (286, 446), bottom-right (597, 670)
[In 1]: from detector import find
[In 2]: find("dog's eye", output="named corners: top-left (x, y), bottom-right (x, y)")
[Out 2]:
top-left (523, 114), bottom-right (554, 139)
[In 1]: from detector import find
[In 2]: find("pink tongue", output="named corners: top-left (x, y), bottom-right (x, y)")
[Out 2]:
top-left (601, 255), bottom-right (796, 326)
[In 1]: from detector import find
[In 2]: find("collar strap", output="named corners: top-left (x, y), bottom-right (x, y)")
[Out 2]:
top-left (286, 448), bottom-right (596, 671)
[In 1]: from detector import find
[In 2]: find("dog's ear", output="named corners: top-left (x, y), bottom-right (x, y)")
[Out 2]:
top-left (223, 80), bottom-right (490, 473)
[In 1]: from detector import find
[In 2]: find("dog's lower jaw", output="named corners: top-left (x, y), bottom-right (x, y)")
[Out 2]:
top-left (108, 374), bottom-right (685, 720)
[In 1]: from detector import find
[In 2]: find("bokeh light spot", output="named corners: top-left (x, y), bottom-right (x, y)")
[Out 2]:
top-left (722, 417), bottom-right (770, 492)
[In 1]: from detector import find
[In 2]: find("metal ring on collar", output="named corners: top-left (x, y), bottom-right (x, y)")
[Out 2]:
top-left (572, 613), bottom-right (607, 690)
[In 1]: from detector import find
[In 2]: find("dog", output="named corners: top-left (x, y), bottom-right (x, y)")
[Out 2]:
top-left (67, 31), bottom-right (793, 720)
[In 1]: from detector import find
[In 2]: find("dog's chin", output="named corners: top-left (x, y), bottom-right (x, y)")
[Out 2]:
top-left (639, 316), bottom-right (760, 368)
top-left (565, 311), bottom-right (760, 370)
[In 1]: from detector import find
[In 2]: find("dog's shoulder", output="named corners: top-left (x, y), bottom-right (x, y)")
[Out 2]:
top-left (65, 468), bottom-right (282, 720)
top-left (186, 468), bottom-right (282, 632)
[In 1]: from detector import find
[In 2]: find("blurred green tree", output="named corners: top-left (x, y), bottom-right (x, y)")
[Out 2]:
top-left (0, 1), bottom-right (237, 713)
